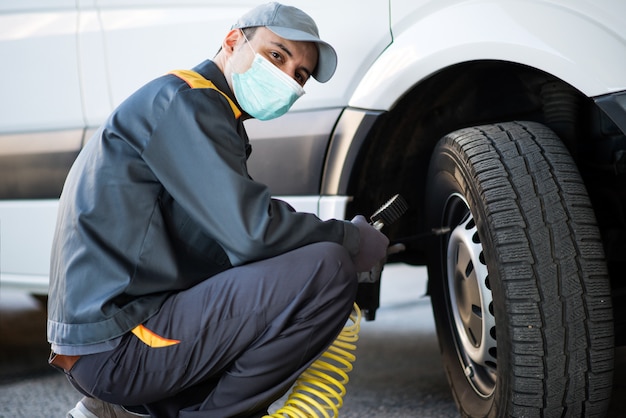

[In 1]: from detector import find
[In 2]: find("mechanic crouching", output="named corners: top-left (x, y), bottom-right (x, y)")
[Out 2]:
top-left (46, 2), bottom-right (388, 417)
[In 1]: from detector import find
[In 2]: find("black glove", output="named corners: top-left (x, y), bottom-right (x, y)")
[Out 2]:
top-left (350, 215), bottom-right (390, 272)
top-left (357, 243), bottom-right (406, 283)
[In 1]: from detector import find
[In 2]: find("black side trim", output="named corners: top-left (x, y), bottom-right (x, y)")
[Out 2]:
top-left (321, 108), bottom-right (384, 195)
top-left (595, 91), bottom-right (626, 136)
top-left (246, 109), bottom-right (342, 195)
top-left (0, 129), bottom-right (84, 199)
top-left (0, 152), bottom-right (79, 199)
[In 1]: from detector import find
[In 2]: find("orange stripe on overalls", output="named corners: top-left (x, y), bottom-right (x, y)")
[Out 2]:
top-left (131, 324), bottom-right (180, 348)
top-left (169, 69), bottom-right (242, 119)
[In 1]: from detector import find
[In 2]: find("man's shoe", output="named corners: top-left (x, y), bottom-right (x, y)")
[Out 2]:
top-left (67, 396), bottom-right (149, 418)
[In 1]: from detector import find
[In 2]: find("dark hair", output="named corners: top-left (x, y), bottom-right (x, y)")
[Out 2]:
top-left (242, 26), bottom-right (258, 40)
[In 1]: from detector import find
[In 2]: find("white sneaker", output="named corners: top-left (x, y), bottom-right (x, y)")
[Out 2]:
top-left (67, 397), bottom-right (149, 418)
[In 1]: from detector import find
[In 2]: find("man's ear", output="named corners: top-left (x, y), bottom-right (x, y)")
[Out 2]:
top-left (222, 29), bottom-right (243, 57)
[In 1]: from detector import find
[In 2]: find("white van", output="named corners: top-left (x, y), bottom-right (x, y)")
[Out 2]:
top-left (2, 1), bottom-right (626, 416)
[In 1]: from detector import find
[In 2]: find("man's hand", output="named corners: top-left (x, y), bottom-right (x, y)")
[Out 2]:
top-left (357, 243), bottom-right (406, 283)
top-left (350, 215), bottom-right (390, 272)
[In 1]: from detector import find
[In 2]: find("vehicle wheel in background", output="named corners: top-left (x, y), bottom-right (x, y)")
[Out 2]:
top-left (425, 121), bottom-right (614, 417)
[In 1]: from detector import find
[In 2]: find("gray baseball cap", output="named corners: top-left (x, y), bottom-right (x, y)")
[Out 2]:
top-left (231, 2), bottom-right (337, 83)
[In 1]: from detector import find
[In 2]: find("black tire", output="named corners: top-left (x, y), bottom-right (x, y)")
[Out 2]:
top-left (425, 121), bottom-right (614, 417)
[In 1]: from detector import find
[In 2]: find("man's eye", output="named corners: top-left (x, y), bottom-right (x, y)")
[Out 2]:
top-left (295, 73), bottom-right (308, 86)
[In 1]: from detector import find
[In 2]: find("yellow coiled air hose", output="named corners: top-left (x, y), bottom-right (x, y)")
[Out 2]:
top-left (265, 195), bottom-right (407, 417)
top-left (265, 303), bottom-right (362, 418)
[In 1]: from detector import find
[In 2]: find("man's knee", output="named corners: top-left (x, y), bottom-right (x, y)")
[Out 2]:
top-left (296, 241), bottom-right (357, 296)
top-left (308, 241), bottom-right (353, 264)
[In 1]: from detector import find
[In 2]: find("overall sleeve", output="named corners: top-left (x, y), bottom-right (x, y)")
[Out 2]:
top-left (142, 88), bottom-right (359, 266)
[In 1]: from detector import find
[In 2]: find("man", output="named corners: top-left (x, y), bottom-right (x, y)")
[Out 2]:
top-left (47, 2), bottom-right (389, 417)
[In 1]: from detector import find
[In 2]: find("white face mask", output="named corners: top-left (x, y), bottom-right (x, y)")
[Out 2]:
top-left (230, 38), bottom-right (305, 120)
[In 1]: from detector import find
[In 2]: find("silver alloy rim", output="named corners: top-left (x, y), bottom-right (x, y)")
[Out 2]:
top-left (445, 197), bottom-right (497, 396)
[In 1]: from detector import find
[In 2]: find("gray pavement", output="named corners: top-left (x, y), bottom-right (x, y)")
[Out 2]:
top-left (271, 265), bottom-right (459, 417)
top-left (2, 265), bottom-right (626, 417)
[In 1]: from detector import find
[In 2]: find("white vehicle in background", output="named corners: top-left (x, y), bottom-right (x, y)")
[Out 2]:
top-left (1, 1), bottom-right (625, 417)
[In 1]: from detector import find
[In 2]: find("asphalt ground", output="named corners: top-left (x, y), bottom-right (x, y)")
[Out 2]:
top-left (1, 265), bottom-right (626, 417)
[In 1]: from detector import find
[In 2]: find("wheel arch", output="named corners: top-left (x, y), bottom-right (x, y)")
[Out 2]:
top-left (324, 59), bottom-right (606, 266)
top-left (351, 0), bottom-right (626, 111)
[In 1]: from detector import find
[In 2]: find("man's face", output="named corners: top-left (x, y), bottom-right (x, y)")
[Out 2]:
top-left (227, 27), bottom-right (319, 88)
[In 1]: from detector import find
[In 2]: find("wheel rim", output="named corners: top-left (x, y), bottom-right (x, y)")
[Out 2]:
top-left (444, 193), bottom-right (497, 397)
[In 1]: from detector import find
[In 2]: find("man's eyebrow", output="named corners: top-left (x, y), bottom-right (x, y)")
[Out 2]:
top-left (271, 41), bottom-right (313, 78)
top-left (271, 41), bottom-right (293, 57)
